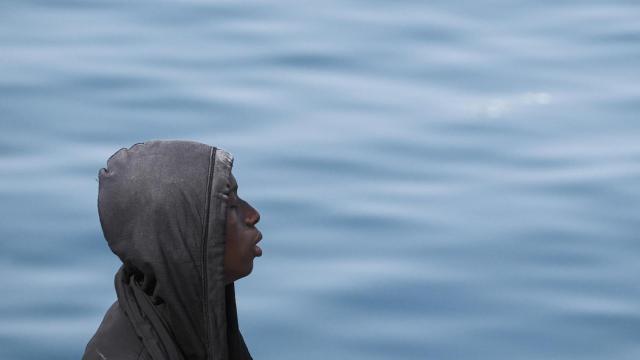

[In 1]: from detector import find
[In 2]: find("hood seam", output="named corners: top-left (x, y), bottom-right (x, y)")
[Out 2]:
top-left (201, 147), bottom-right (216, 359)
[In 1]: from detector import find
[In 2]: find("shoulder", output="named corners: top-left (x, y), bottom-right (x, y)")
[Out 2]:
top-left (82, 300), bottom-right (147, 360)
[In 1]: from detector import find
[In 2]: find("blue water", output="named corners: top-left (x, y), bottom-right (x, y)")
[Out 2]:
top-left (1, 1), bottom-right (639, 359)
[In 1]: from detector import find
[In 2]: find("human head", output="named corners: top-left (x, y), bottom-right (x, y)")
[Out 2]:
top-left (96, 141), bottom-right (255, 359)
top-left (223, 172), bottom-right (262, 284)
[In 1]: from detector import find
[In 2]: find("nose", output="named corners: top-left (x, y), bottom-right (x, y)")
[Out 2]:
top-left (244, 203), bottom-right (260, 226)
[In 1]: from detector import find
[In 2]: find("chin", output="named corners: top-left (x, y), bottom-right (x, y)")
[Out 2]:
top-left (244, 263), bottom-right (254, 276)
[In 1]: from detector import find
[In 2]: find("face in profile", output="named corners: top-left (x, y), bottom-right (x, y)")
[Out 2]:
top-left (223, 172), bottom-right (262, 284)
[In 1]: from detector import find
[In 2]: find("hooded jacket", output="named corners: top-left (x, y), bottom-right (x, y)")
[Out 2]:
top-left (83, 140), bottom-right (252, 360)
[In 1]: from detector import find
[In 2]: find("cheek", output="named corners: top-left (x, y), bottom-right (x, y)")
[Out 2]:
top-left (227, 211), bottom-right (248, 247)
top-left (226, 216), bottom-right (245, 251)
top-left (226, 207), bottom-right (238, 226)
top-left (226, 208), bottom-right (243, 237)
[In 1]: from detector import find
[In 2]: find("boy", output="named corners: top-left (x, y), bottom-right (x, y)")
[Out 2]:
top-left (83, 140), bottom-right (262, 360)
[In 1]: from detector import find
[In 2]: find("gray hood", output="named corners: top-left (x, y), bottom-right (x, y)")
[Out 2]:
top-left (97, 140), bottom-right (252, 360)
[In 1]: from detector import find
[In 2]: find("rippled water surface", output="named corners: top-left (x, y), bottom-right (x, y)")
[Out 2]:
top-left (1, 1), bottom-right (639, 359)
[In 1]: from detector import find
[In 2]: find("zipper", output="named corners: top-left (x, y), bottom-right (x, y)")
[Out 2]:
top-left (201, 147), bottom-right (216, 359)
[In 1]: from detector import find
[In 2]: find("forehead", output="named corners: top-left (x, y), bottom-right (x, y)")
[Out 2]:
top-left (228, 173), bottom-right (238, 189)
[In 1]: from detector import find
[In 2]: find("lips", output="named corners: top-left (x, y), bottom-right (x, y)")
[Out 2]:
top-left (254, 231), bottom-right (263, 257)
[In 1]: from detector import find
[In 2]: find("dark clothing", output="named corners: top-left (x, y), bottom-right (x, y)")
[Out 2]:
top-left (83, 140), bottom-right (252, 360)
top-left (83, 301), bottom-right (146, 360)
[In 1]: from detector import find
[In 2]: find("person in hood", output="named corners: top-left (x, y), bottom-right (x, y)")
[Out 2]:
top-left (82, 140), bottom-right (262, 360)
